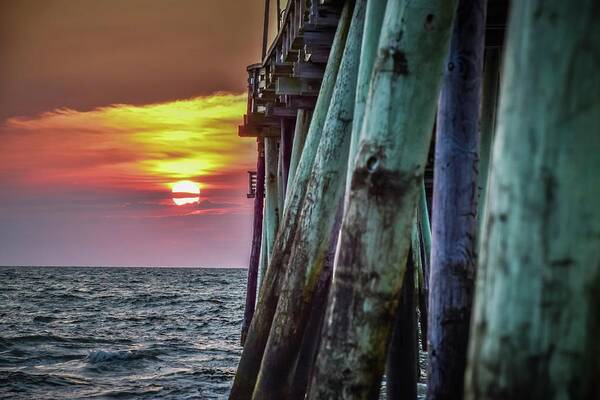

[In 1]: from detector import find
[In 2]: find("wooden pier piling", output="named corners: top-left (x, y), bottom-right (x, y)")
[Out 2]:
top-left (231, 3), bottom-right (349, 397)
top-left (241, 140), bottom-right (265, 346)
top-left (465, 1), bottom-right (600, 398)
top-left (252, 1), bottom-right (367, 396)
top-left (308, 0), bottom-right (458, 397)
top-left (427, 0), bottom-right (487, 398)
top-left (234, 0), bottom-right (597, 398)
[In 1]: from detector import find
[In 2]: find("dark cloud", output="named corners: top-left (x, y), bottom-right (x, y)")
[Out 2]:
top-left (0, 0), bottom-right (264, 120)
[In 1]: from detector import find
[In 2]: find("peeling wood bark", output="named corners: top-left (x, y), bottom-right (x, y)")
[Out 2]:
top-left (228, 4), bottom-right (353, 398)
top-left (465, 1), bottom-right (600, 398)
top-left (252, 2), bottom-right (367, 397)
top-left (307, 0), bottom-right (458, 398)
top-left (427, 0), bottom-right (486, 398)
top-left (241, 140), bottom-right (266, 346)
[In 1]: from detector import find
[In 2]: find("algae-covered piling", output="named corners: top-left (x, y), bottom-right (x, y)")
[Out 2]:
top-left (234, 0), bottom-right (600, 398)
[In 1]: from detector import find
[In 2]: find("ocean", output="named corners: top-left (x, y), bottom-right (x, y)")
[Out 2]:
top-left (0, 266), bottom-right (246, 399)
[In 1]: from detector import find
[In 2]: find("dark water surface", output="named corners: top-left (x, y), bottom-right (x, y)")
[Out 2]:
top-left (0, 266), bottom-right (246, 399)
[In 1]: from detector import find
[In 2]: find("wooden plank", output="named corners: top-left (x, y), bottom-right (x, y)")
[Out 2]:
top-left (255, 92), bottom-right (277, 104)
top-left (302, 30), bottom-right (335, 46)
top-left (287, 96), bottom-right (318, 110)
top-left (238, 125), bottom-right (256, 138)
top-left (276, 77), bottom-right (320, 96)
top-left (303, 43), bottom-right (331, 63)
top-left (246, 112), bottom-right (280, 128)
top-left (293, 60), bottom-right (326, 79)
top-left (272, 62), bottom-right (294, 77)
top-left (271, 106), bottom-right (298, 118)
top-left (284, 49), bottom-right (300, 63)
top-left (238, 125), bottom-right (281, 138)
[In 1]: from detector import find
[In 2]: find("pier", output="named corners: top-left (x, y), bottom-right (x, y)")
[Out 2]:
top-left (234, 0), bottom-right (600, 399)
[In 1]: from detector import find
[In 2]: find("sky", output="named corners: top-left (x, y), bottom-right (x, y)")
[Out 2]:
top-left (0, 0), bottom-right (272, 267)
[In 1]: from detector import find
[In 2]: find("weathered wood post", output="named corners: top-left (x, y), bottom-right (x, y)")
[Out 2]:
top-left (279, 118), bottom-right (294, 197)
top-left (476, 47), bottom-right (500, 234)
top-left (278, 137), bottom-right (285, 219)
top-left (241, 139), bottom-right (266, 345)
top-left (287, 109), bottom-right (312, 191)
top-left (264, 136), bottom-right (280, 263)
top-left (419, 181), bottom-right (432, 267)
top-left (465, 1), bottom-right (600, 398)
top-left (417, 181), bottom-right (432, 351)
top-left (258, 216), bottom-right (268, 285)
top-left (251, 1), bottom-right (367, 397)
top-left (386, 249), bottom-right (417, 400)
top-left (346, 0), bottom-right (387, 183)
top-left (229, 5), bottom-right (353, 398)
top-left (276, 1), bottom-right (390, 382)
top-left (427, 0), bottom-right (486, 398)
top-left (307, 0), bottom-right (458, 397)
top-left (277, 142), bottom-right (285, 222)
top-left (287, 220), bottom-right (339, 400)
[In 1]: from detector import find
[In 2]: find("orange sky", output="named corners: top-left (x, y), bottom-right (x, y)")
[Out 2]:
top-left (0, 0), bottom-right (270, 267)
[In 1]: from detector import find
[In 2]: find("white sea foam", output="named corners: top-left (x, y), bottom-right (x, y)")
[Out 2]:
top-left (86, 349), bottom-right (133, 363)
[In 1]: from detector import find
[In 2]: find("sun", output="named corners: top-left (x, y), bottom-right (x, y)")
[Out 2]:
top-left (171, 180), bottom-right (200, 195)
top-left (170, 180), bottom-right (200, 206)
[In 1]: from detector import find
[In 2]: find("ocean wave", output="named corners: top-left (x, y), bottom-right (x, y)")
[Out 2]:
top-left (0, 334), bottom-right (131, 346)
top-left (1, 267), bottom-right (245, 399)
top-left (33, 315), bottom-right (58, 323)
top-left (50, 292), bottom-right (86, 301)
top-left (0, 334), bottom-right (71, 344)
top-left (0, 348), bottom-right (84, 365)
top-left (85, 349), bottom-right (160, 364)
top-left (0, 370), bottom-right (90, 387)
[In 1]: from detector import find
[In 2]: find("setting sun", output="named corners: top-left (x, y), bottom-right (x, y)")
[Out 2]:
top-left (172, 197), bottom-right (200, 206)
top-left (171, 180), bottom-right (201, 194)
top-left (171, 180), bottom-right (200, 206)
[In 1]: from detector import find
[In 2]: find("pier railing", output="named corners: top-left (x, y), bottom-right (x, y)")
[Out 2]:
top-left (239, 0), bottom-right (342, 139)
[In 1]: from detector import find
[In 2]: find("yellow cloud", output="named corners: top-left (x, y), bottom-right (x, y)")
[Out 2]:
top-left (1, 93), bottom-right (255, 191)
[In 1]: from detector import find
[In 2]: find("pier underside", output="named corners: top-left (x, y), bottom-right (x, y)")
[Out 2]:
top-left (234, 0), bottom-right (600, 399)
